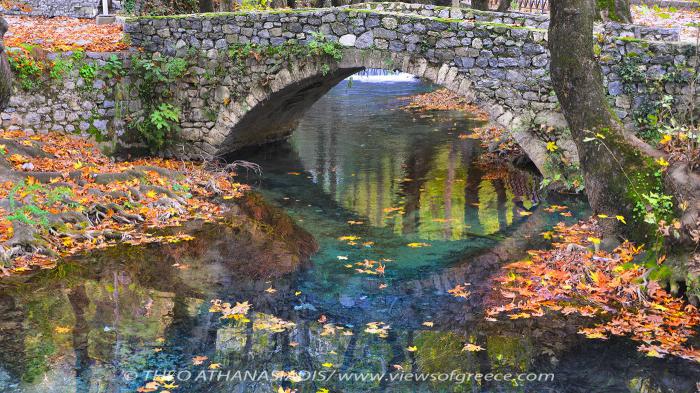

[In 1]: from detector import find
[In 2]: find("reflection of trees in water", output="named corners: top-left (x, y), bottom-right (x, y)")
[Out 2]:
top-left (0, 293), bottom-right (26, 381)
top-left (67, 285), bottom-right (92, 393)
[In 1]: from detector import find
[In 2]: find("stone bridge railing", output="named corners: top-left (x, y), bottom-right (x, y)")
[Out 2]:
top-left (121, 4), bottom-right (697, 170)
top-left (349, 2), bottom-right (682, 42)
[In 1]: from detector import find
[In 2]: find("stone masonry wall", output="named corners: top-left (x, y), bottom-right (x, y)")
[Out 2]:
top-left (1, 5), bottom-right (697, 171)
top-left (0, 0), bottom-right (121, 18)
top-left (1, 52), bottom-right (125, 138)
top-left (123, 7), bottom-right (698, 159)
top-left (350, 2), bottom-right (682, 42)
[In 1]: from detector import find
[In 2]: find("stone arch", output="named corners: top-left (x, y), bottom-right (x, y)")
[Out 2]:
top-left (211, 48), bottom-right (556, 173)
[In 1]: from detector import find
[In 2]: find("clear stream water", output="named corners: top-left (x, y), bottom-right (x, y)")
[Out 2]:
top-left (0, 72), bottom-right (698, 393)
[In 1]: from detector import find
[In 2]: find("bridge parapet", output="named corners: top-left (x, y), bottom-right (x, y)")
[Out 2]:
top-left (347, 2), bottom-right (681, 42)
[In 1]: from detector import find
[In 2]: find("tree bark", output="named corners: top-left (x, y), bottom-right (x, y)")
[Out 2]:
top-left (595, 0), bottom-right (633, 23)
top-left (549, 0), bottom-right (699, 244)
top-left (549, 0), bottom-right (655, 237)
top-left (470, 0), bottom-right (490, 10)
top-left (199, 0), bottom-right (214, 12)
top-left (0, 16), bottom-right (12, 111)
top-left (496, 0), bottom-right (510, 12)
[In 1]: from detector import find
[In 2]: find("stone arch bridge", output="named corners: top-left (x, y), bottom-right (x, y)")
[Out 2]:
top-left (122, 2), bottom-right (697, 172)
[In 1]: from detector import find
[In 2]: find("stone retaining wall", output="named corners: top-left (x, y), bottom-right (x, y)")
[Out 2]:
top-left (1, 52), bottom-right (125, 139)
top-left (351, 2), bottom-right (682, 42)
top-left (0, 0), bottom-right (121, 18)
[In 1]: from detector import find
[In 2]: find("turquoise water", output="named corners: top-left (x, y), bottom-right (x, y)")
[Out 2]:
top-left (0, 72), bottom-right (698, 393)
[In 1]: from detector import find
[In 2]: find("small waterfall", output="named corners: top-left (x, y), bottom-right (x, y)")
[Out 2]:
top-left (346, 68), bottom-right (419, 83)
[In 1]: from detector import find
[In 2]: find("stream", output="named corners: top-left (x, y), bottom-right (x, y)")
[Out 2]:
top-left (0, 71), bottom-right (698, 393)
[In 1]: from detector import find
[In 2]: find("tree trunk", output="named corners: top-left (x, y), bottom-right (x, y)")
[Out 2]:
top-left (199, 0), bottom-right (214, 12)
top-left (470, 0), bottom-right (490, 10)
top-left (0, 16), bottom-right (12, 111)
top-left (596, 0), bottom-right (633, 23)
top-left (549, 0), bottom-right (656, 238)
top-left (496, 0), bottom-right (510, 12)
top-left (549, 0), bottom-right (699, 245)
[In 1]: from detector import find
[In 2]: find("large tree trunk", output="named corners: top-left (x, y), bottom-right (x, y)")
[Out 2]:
top-left (0, 16), bottom-right (12, 111)
top-left (470, 0), bottom-right (490, 10)
top-left (496, 0), bottom-right (510, 12)
top-left (596, 0), bottom-right (633, 23)
top-left (549, 0), bottom-right (699, 245)
top-left (199, 0), bottom-right (214, 12)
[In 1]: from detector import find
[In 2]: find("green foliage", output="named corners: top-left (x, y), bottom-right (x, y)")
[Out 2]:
top-left (135, 103), bottom-right (181, 153)
top-left (618, 55), bottom-right (694, 145)
top-left (634, 191), bottom-right (674, 224)
top-left (125, 0), bottom-right (199, 15)
top-left (79, 62), bottom-right (98, 86)
top-left (128, 54), bottom-right (189, 152)
top-left (307, 32), bottom-right (343, 61)
top-left (7, 49), bottom-right (43, 90)
top-left (101, 54), bottom-right (125, 78)
top-left (49, 57), bottom-right (73, 80)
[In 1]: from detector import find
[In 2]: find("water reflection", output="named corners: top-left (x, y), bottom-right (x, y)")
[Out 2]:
top-left (1, 72), bottom-right (698, 393)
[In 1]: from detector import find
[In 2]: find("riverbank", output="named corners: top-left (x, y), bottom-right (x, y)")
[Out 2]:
top-left (0, 130), bottom-right (253, 276)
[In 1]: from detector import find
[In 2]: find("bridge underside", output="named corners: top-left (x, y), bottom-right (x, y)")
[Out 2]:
top-left (218, 67), bottom-right (362, 156)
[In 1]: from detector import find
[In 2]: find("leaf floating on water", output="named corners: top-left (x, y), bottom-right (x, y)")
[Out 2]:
top-left (192, 355), bottom-right (208, 365)
top-left (448, 283), bottom-right (471, 299)
top-left (407, 242), bottom-right (431, 248)
top-left (406, 346), bottom-right (418, 352)
top-left (265, 286), bottom-right (277, 294)
top-left (337, 255), bottom-right (348, 260)
top-left (422, 321), bottom-right (434, 327)
top-left (365, 322), bottom-right (390, 338)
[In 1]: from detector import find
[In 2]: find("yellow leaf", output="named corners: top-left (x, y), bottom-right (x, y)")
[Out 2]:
top-left (406, 242), bottom-right (430, 248)
top-left (321, 362), bottom-right (334, 368)
top-left (462, 343), bottom-right (484, 352)
top-left (659, 134), bottom-right (672, 144)
top-left (587, 237), bottom-right (601, 245)
top-left (406, 346), bottom-right (417, 352)
top-left (655, 157), bottom-right (669, 167)
top-left (422, 321), bottom-right (434, 327)
top-left (54, 326), bottom-right (72, 334)
top-left (317, 389), bottom-right (330, 393)
top-left (294, 291), bottom-right (302, 296)
top-left (615, 215), bottom-right (626, 224)
top-left (265, 286), bottom-right (277, 294)
top-left (518, 211), bottom-right (533, 216)
top-left (73, 161), bottom-right (83, 169)
top-left (597, 214), bottom-right (608, 218)
top-left (208, 363), bottom-right (221, 369)
top-left (146, 190), bottom-right (158, 199)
